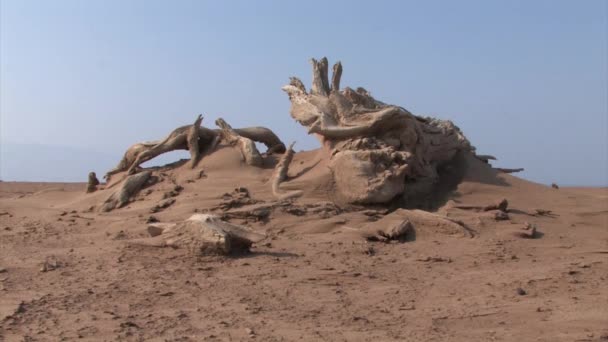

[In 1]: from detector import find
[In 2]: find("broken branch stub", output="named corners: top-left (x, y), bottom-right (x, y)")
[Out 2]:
top-left (283, 57), bottom-right (474, 204)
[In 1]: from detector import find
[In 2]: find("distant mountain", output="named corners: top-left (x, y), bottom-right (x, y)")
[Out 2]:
top-left (0, 142), bottom-right (118, 182)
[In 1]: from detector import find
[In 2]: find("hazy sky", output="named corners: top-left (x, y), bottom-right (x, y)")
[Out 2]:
top-left (1, 0), bottom-right (607, 185)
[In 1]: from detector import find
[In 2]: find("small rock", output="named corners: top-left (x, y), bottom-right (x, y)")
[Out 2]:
top-left (245, 328), bottom-right (255, 337)
top-left (0, 267), bottom-right (7, 273)
top-left (113, 230), bottom-right (127, 240)
top-left (146, 216), bottom-right (159, 223)
top-left (551, 183), bottom-right (559, 189)
top-left (483, 199), bottom-right (508, 212)
top-left (516, 287), bottom-right (527, 295)
top-left (150, 198), bottom-right (176, 213)
top-left (518, 223), bottom-right (537, 239)
top-left (40, 258), bottom-right (60, 272)
top-left (416, 256), bottom-right (452, 263)
top-left (494, 211), bottom-right (509, 221)
top-left (363, 245), bottom-right (376, 256)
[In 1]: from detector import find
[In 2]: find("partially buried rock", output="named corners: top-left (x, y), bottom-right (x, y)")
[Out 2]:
top-left (130, 214), bottom-right (266, 255)
top-left (150, 198), bottom-right (176, 213)
top-left (483, 198), bottom-right (508, 212)
top-left (494, 211), bottom-right (509, 221)
top-left (517, 222), bottom-right (537, 239)
top-left (40, 257), bottom-right (60, 272)
top-left (365, 220), bottom-right (414, 242)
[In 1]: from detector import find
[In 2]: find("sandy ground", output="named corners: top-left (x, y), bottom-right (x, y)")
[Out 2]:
top-left (1, 147), bottom-right (607, 341)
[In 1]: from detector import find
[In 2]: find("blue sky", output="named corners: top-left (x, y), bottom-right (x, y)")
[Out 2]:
top-left (1, 0), bottom-right (607, 185)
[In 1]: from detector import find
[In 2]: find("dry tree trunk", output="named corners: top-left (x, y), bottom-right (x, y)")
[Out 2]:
top-left (129, 214), bottom-right (266, 255)
top-left (282, 57), bottom-right (474, 204)
top-left (271, 142), bottom-right (303, 200)
top-left (100, 171), bottom-right (152, 212)
top-left (215, 118), bottom-right (263, 167)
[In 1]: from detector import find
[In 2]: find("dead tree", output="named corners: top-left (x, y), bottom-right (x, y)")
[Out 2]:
top-left (105, 116), bottom-right (286, 180)
top-left (282, 57), bottom-right (474, 204)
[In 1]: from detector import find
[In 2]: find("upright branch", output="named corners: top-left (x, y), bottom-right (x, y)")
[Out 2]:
top-left (331, 61), bottom-right (342, 92)
top-left (187, 114), bottom-right (204, 168)
top-left (310, 58), bottom-right (330, 96)
top-left (271, 142), bottom-right (303, 200)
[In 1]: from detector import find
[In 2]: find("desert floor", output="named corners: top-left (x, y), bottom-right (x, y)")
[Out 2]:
top-left (1, 147), bottom-right (607, 341)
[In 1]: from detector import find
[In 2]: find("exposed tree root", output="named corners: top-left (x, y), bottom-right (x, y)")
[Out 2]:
top-left (105, 116), bottom-right (286, 180)
top-left (100, 171), bottom-right (153, 212)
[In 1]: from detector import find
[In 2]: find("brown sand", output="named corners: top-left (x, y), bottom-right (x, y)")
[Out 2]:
top-left (1, 146), bottom-right (607, 341)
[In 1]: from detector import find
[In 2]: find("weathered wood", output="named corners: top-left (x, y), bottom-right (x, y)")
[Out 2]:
top-left (100, 171), bottom-right (152, 212)
top-left (105, 117), bottom-right (286, 179)
top-left (271, 142), bottom-right (303, 200)
top-left (187, 114), bottom-right (203, 168)
top-left (215, 118), bottom-right (263, 167)
top-left (495, 167), bottom-right (524, 174)
top-left (331, 61), bottom-right (342, 92)
top-left (283, 57), bottom-right (474, 204)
